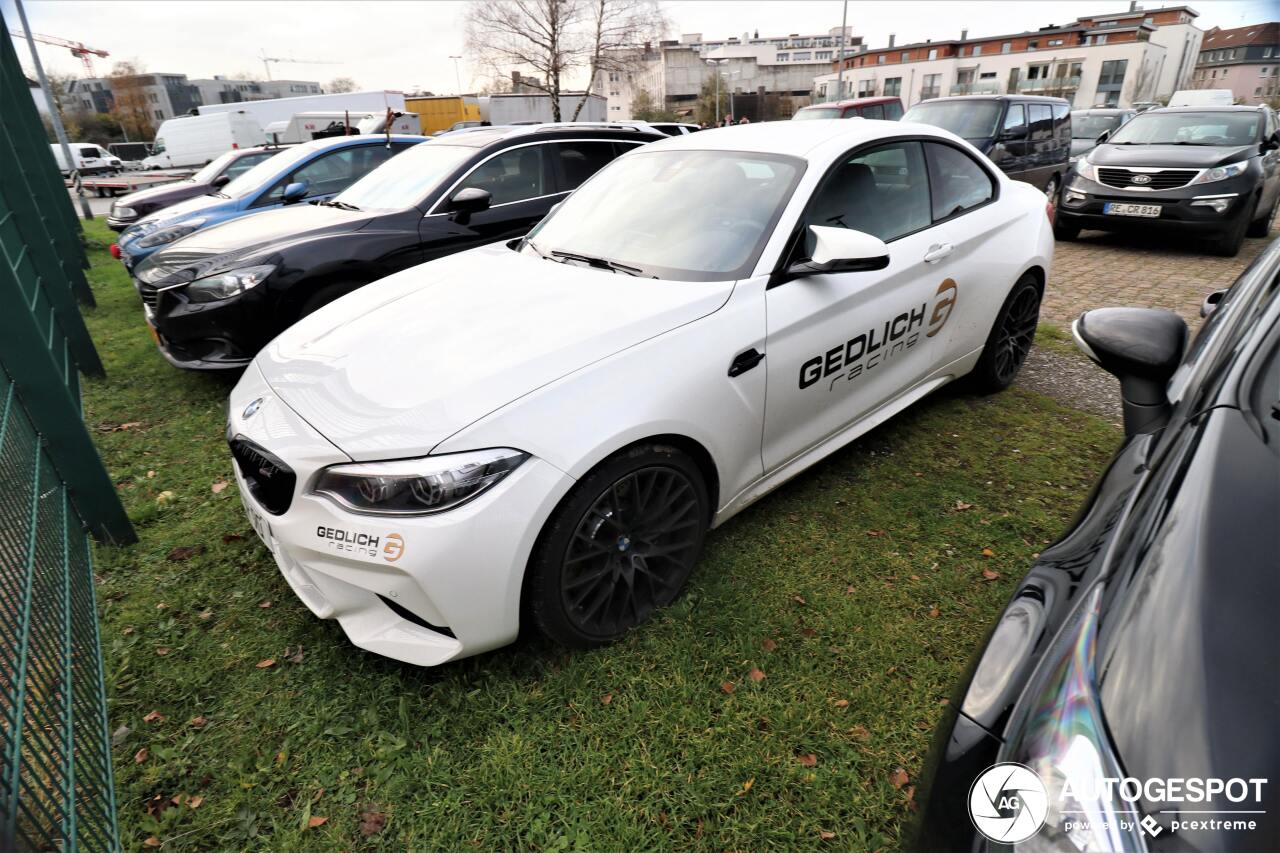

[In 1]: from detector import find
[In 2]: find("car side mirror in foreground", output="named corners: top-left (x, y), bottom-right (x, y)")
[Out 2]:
top-left (448, 187), bottom-right (492, 224)
top-left (212, 174), bottom-right (231, 188)
top-left (1000, 125), bottom-right (1028, 141)
top-left (1096, 129), bottom-right (1111, 145)
top-left (788, 225), bottom-right (890, 278)
top-left (282, 181), bottom-right (309, 203)
top-left (1073, 307), bottom-right (1187, 436)
top-left (1262, 131), bottom-right (1280, 153)
top-left (1201, 289), bottom-right (1227, 318)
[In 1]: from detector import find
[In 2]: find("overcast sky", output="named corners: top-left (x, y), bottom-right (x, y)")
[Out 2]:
top-left (6, 0), bottom-right (1272, 94)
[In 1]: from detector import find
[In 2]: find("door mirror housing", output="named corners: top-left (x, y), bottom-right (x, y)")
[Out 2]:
top-left (211, 174), bottom-right (231, 188)
top-left (281, 181), bottom-right (309, 203)
top-left (1262, 131), bottom-right (1280, 153)
top-left (1000, 124), bottom-right (1028, 141)
top-left (1095, 129), bottom-right (1111, 145)
top-left (1200, 289), bottom-right (1227, 318)
top-left (448, 187), bottom-right (492, 224)
top-left (1072, 307), bottom-right (1187, 436)
top-left (787, 226), bottom-right (890, 278)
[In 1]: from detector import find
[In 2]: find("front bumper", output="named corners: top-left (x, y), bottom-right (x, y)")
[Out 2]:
top-left (1058, 172), bottom-right (1255, 233)
top-left (107, 215), bottom-right (138, 232)
top-left (142, 302), bottom-right (255, 371)
top-left (226, 365), bottom-right (576, 666)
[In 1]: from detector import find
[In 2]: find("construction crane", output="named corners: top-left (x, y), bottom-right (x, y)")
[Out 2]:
top-left (258, 50), bottom-right (339, 81)
top-left (12, 30), bottom-right (109, 76)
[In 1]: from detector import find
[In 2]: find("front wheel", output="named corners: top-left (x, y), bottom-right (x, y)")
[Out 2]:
top-left (1247, 194), bottom-right (1278, 238)
top-left (967, 274), bottom-right (1041, 393)
top-left (1212, 198), bottom-right (1255, 257)
top-left (527, 444), bottom-right (710, 648)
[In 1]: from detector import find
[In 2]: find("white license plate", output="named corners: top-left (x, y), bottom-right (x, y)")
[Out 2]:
top-left (1103, 202), bottom-right (1161, 218)
top-left (246, 501), bottom-right (272, 546)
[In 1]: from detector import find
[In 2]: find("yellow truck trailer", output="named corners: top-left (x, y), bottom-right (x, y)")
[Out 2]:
top-left (406, 96), bottom-right (483, 135)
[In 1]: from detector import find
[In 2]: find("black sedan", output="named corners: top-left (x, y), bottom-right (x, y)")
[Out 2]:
top-left (131, 124), bottom-right (662, 370)
top-left (106, 146), bottom-right (285, 232)
top-left (914, 236), bottom-right (1280, 851)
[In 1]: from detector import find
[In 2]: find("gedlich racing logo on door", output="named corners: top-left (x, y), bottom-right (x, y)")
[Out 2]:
top-left (799, 278), bottom-right (961, 392)
top-left (316, 526), bottom-right (406, 564)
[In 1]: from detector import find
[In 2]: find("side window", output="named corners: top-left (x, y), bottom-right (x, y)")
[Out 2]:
top-left (552, 141), bottom-right (617, 193)
top-left (79, 146), bottom-right (99, 158)
top-left (1003, 104), bottom-right (1027, 133)
top-left (455, 145), bottom-right (547, 206)
top-left (885, 101), bottom-right (904, 120)
top-left (1029, 104), bottom-right (1053, 140)
top-left (925, 142), bottom-right (995, 220)
top-left (863, 104), bottom-right (885, 120)
top-left (260, 145), bottom-right (400, 205)
top-left (805, 140), bottom-right (931, 248)
top-left (223, 152), bottom-right (273, 181)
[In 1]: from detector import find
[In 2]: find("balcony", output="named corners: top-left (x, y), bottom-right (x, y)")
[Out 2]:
top-left (949, 81), bottom-right (1003, 95)
top-left (919, 88), bottom-right (941, 101)
top-left (1017, 75), bottom-right (1081, 93)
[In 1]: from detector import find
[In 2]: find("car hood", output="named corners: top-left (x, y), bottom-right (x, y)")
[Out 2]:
top-left (1097, 409), bottom-right (1279, 850)
top-left (118, 180), bottom-right (209, 210)
top-left (174, 204), bottom-right (374, 254)
top-left (255, 242), bottom-right (735, 460)
top-left (1069, 138), bottom-right (1096, 158)
top-left (125, 193), bottom-right (234, 239)
top-left (1087, 142), bottom-right (1255, 169)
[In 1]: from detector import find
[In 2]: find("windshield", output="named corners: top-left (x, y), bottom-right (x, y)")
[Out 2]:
top-left (903, 101), bottom-right (1003, 139)
top-left (524, 149), bottom-right (804, 281)
top-left (1072, 114), bottom-right (1125, 139)
top-left (333, 142), bottom-right (470, 210)
top-left (220, 144), bottom-right (321, 199)
top-left (151, 138), bottom-right (166, 155)
top-left (1108, 111), bottom-right (1260, 146)
top-left (795, 107), bottom-right (842, 120)
top-left (190, 150), bottom-right (244, 184)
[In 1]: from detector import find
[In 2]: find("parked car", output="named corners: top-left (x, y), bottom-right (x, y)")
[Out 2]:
top-left (1057, 105), bottom-right (1280, 256)
top-left (793, 96), bottom-right (904, 121)
top-left (904, 95), bottom-right (1071, 198)
top-left (106, 146), bottom-right (286, 232)
top-left (141, 112), bottom-right (266, 170)
top-left (133, 125), bottom-right (664, 369)
top-left (914, 235), bottom-right (1280, 852)
top-left (49, 142), bottom-right (122, 177)
top-left (115, 134), bottom-right (427, 270)
top-left (1169, 88), bottom-right (1235, 107)
top-left (226, 119), bottom-right (1055, 666)
top-left (1069, 107), bottom-right (1136, 162)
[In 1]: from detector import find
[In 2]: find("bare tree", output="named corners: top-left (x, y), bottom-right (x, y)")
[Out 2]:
top-left (466, 0), bottom-right (583, 121)
top-left (569, 0), bottom-right (668, 120)
top-left (327, 76), bottom-right (358, 93)
top-left (108, 61), bottom-right (155, 141)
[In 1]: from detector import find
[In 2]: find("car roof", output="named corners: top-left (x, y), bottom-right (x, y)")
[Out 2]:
top-left (429, 123), bottom-right (666, 148)
top-left (913, 94), bottom-right (1068, 104)
top-left (641, 118), bottom-right (962, 160)
top-left (1072, 108), bottom-right (1132, 114)
top-left (801, 97), bottom-right (900, 109)
top-left (1150, 105), bottom-right (1265, 113)
top-left (292, 133), bottom-right (430, 153)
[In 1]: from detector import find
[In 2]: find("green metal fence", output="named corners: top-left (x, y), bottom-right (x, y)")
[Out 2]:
top-left (2, 12), bottom-right (133, 852)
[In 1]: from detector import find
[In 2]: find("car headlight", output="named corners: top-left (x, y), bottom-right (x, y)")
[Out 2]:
top-left (180, 264), bottom-right (275, 303)
top-left (134, 217), bottom-right (207, 248)
top-left (310, 448), bottom-right (529, 516)
top-left (111, 205), bottom-right (137, 218)
top-left (1189, 161), bottom-right (1248, 186)
top-left (1072, 157), bottom-right (1098, 182)
top-left (999, 586), bottom-right (1148, 852)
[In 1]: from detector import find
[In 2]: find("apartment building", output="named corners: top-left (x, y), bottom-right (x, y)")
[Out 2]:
top-left (603, 28), bottom-right (864, 120)
top-left (189, 76), bottom-right (323, 106)
top-left (1190, 22), bottom-right (1279, 104)
top-left (67, 73), bottom-right (202, 123)
top-left (812, 5), bottom-right (1202, 110)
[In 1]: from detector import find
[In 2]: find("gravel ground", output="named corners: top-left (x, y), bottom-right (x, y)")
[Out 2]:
top-left (1017, 344), bottom-right (1123, 428)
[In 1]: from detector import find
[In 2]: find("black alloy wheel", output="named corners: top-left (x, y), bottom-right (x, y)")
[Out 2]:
top-left (969, 274), bottom-right (1041, 393)
top-left (528, 445), bottom-right (709, 648)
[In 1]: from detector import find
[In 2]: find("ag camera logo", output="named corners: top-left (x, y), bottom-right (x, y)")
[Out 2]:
top-left (969, 762), bottom-right (1049, 844)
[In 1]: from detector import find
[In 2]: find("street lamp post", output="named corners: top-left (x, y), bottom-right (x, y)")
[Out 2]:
top-left (449, 55), bottom-right (463, 95)
top-left (834, 0), bottom-right (849, 102)
top-left (706, 58), bottom-right (724, 125)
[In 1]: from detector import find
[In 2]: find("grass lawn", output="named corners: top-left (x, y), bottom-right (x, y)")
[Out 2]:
top-left (78, 219), bottom-right (1121, 850)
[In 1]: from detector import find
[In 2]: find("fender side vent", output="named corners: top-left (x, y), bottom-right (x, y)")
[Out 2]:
top-left (377, 595), bottom-right (456, 639)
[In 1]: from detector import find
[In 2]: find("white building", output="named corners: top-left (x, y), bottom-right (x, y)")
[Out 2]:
top-left (189, 76), bottom-right (323, 107)
top-left (812, 6), bottom-right (1202, 110)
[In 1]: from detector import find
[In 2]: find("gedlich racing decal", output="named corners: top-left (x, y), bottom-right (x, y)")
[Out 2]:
top-left (799, 278), bottom-right (959, 392)
top-left (316, 526), bottom-right (406, 563)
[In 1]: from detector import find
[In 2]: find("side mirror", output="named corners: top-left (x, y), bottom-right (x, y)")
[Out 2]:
top-left (1072, 307), bottom-right (1187, 436)
top-left (1200, 289), bottom-right (1227, 318)
top-left (1000, 124), bottom-right (1028, 141)
top-left (212, 174), bottom-right (231, 188)
top-left (1096, 129), bottom-right (1111, 145)
top-left (448, 187), bottom-right (492, 224)
top-left (282, 181), bottom-right (309, 203)
top-left (787, 225), bottom-right (890, 278)
top-left (1262, 131), bottom-right (1280, 152)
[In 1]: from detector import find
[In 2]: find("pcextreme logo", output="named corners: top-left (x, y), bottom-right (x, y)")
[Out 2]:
top-left (798, 278), bottom-right (959, 392)
top-left (316, 526), bottom-right (406, 563)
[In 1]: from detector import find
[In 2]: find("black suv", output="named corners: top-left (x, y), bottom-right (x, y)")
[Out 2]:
top-left (132, 124), bottom-right (664, 370)
top-left (903, 95), bottom-right (1072, 198)
top-left (1057, 105), bottom-right (1280, 256)
top-left (915, 235), bottom-right (1280, 851)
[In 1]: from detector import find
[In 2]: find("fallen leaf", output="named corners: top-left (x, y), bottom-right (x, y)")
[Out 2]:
top-left (981, 547), bottom-right (995, 557)
top-left (748, 667), bottom-right (765, 682)
top-left (792, 594), bottom-right (807, 606)
top-left (307, 816), bottom-right (328, 828)
top-left (143, 837), bottom-right (160, 848)
top-left (761, 638), bottom-right (777, 652)
top-left (211, 480), bottom-right (228, 494)
top-left (146, 470), bottom-right (156, 479)
top-left (134, 747), bottom-right (149, 764)
top-left (819, 829), bottom-right (837, 840)
top-left (121, 626), bottom-right (135, 635)
top-left (285, 646), bottom-right (305, 665)
top-left (111, 725), bottom-right (131, 746)
top-left (954, 501), bottom-right (973, 511)
top-left (256, 658), bottom-right (276, 669)
top-left (928, 606), bottom-right (940, 618)
top-left (190, 716), bottom-right (208, 728)
top-left (259, 600), bottom-right (272, 609)
top-left (198, 610), bottom-right (214, 621)
top-left (800, 627), bottom-right (818, 638)
top-left (889, 766), bottom-right (910, 789)
top-left (735, 778), bottom-right (754, 796)
top-left (851, 725), bottom-right (871, 742)
top-left (221, 533), bottom-right (245, 544)
top-left (358, 806), bottom-right (387, 838)
top-left (188, 795), bottom-right (204, 810)
top-left (156, 490), bottom-right (175, 505)
top-left (981, 568), bottom-right (1001, 581)
top-left (867, 529), bottom-right (886, 537)
top-left (154, 647), bottom-right (170, 657)
top-left (155, 602), bottom-right (169, 610)
top-left (833, 699), bottom-right (849, 708)
top-left (142, 710), bottom-right (165, 723)
top-left (167, 545), bottom-right (205, 562)
top-left (600, 693), bottom-right (613, 705)
top-left (720, 681), bottom-right (735, 694)
top-left (796, 753), bottom-right (818, 767)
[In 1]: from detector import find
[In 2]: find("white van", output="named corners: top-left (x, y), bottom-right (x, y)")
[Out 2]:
top-left (1167, 89), bottom-right (1235, 107)
top-left (141, 112), bottom-right (266, 170)
top-left (50, 143), bottom-right (122, 176)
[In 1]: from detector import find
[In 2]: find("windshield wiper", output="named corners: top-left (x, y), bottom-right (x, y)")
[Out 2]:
top-left (524, 237), bottom-right (553, 261)
top-left (320, 199), bottom-right (361, 211)
top-left (550, 249), bottom-right (645, 276)
top-left (206, 191), bottom-right (231, 198)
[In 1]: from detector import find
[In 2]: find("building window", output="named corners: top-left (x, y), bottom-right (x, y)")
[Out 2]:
top-left (901, 51), bottom-right (909, 62)
top-left (1098, 58), bottom-right (1128, 88)
top-left (153, 109), bottom-right (163, 119)
top-left (875, 54), bottom-right (884, 64)
top-left (777, 53), bottom-right (789, 61)
top-left (1262, 67), bottom-right (1271, 77)
top-left (1029, 40), bottom-right (1039, 50)
top-left (884, 77), bottom-right (902, 95)
top-left (793, 52), bottom-right (811, 61)
top-left (1264, 47), bottom-right (1273, 58)
top-left (1095, 34), bottom-right (1108, 45)
top-left (818, 51), bottom-right (833, 60)
top-left (1001, 42), bottom-right (1011, 54)
top-left (1048, 39), bottom-right (1064, 46)
top-left (927, 48), bottom-right (938, 60)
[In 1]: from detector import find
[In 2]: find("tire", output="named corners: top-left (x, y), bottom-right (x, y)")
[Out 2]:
top-left (967, 274), bottom-right (1041, 393)
top-left (527, 443), bottom-right (710, 649)
top-left (1212, 199), bottom-right (1255, 257)
top-left (1247, 193), bottom-right (1278, 239)
top-left (1053, 214), bottom-right (1080, 241)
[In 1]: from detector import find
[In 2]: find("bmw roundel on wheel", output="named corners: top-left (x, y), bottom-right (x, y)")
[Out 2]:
top-left (227, 119), bottom-right (1054, 666)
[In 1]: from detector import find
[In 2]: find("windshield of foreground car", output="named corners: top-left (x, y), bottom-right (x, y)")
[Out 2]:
top-left (795, 107), bottom-right (842, 120)
top-left (220, 144), bottom-right (323, 199)
top-left (903, 101), bottom-right (1002, 139)
top-left (1072, 114), bottom-right (1125, 139)
top-left (190, 150), bottom-right (242, 184)
top-left (523, 149), bottom-right (803, 281)
top-left (1108, 111), bottom-right (1259, 146)
top-left (332, 142), bottom-right (472, 210)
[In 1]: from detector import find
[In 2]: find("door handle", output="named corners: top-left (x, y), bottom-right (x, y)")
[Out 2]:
top-left (728, 348), bottom-right (764, 377)
top-left (924, 242), bottom-right (954, 263)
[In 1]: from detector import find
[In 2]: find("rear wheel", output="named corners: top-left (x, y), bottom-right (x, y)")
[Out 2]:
top-left (527, 444), bottom-right (709, 648)
top-left (967, 274), bottom-right (1041, 393)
